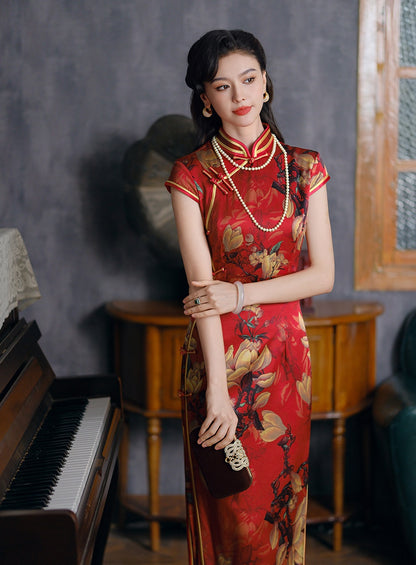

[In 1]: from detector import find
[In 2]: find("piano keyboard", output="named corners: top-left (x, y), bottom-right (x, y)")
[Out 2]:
top-left (0, 397), bottom-right (110, 513)
top-left (46, 396), bottom-right (110, 512)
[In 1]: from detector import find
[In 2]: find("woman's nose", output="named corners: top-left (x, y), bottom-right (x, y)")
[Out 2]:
top-left (232, 86), bottom-right (245, 102)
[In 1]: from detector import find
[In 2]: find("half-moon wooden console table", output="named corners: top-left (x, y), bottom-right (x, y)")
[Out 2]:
top-left (106, 299), bottom-right (383, 552)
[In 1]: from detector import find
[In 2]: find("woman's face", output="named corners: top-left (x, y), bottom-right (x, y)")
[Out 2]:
top-left (201, 51), bottom-right (266, 138)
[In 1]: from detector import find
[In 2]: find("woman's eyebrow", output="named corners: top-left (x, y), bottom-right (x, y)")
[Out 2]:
top-left (211, 68), bottom-right (257, 83)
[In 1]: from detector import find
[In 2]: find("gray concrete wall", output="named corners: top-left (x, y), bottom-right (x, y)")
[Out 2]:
top-left (2, 0), bottom-right (415, 500)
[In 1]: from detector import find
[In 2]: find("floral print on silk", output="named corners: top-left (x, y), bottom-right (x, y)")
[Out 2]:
top-left (166, 125), bottom-right (329, 565)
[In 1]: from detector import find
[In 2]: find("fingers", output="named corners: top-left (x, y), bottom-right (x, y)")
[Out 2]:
top-left (213, 428), bottom-right (236, 450)
top-left (183, 288), bottom-right (218, 317)
top-left (183, 295), bottom-right (214, 317)
top-left (183, 280), bottom-right (235, 317)
top-left (183, 294), bottom-right (205, 308)
top-left (185, 281), bottom-right (222, 301)
top-left (184, 306), bottom-right (218, 318)
top-left (184, 301), bottom-right (221, 318)
top-left (185, 280), bottom-right (219, 303)
top-left (198, 416), bottom-right (238, 449)
top-left (198, 425), bottom-right (233, 449)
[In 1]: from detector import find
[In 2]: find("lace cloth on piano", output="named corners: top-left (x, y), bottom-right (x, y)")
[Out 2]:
top-left (0, 228), bottom-right (41, 327)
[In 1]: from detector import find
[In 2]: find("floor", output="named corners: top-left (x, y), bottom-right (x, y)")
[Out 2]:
top-left (103, 520), bottom-right (413, 565)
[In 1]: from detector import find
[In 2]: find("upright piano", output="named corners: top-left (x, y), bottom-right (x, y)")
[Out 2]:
top-left (0, 312), bottom-right (123, 565)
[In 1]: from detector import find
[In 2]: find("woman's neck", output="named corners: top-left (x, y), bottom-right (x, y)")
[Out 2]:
top-left (221, 119), bottom-right (265, 151)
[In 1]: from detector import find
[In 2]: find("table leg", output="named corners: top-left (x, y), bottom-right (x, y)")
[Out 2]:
top-left (332, 417), bottom-right (346, 551)
top-left (148, 416), bottom-right (162, 551)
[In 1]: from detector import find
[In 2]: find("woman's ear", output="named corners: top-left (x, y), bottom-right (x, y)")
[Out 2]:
top-left (262, 71), bottom-right (267, 91)
top-left (200, 92), bottom-right (210, 106)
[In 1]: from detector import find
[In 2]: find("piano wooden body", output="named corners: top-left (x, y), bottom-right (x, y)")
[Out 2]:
top-left (0, 314), bottom-right (123, 565)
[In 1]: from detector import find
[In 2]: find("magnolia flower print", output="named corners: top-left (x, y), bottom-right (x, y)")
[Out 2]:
top-left (249, 248), bottom-right (289, 278)
top-left (223, 224), bottom-right (244, 251)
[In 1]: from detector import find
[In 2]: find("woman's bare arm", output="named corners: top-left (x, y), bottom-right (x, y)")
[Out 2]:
top-left (171, 189), bottom-right (238, 449)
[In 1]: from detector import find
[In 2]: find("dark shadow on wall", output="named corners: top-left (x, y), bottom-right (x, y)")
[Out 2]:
top-left (78, 133), bottom-right (145, 273)
top-left (78, 304), bottom-right (113, 374)
top-left (77, 133), bottom-right (188, 368)
top-left (78, 132), bottom-right (187, 299)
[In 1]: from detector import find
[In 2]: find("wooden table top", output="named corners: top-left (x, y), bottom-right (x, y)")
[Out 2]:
top-left (106, 299), bottom-right (384, 327)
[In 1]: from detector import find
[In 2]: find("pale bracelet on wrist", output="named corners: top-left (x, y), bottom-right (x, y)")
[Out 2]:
top-left (233, 281), bottom-right (244, 314)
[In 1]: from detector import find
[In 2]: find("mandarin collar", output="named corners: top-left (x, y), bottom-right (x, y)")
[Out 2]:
top-left (215, 125), bottom-right (274, 161)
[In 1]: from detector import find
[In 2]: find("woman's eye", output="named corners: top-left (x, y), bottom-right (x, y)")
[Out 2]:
top-left (216, 84), bottom-right (229, 91)
top-left (244, 76), bottom-right (255, 84)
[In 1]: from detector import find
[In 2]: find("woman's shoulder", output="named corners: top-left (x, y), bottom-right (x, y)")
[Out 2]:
top-left (174, 139), bottom-right (214, 172)
top-left (166, 139), bottom-right (215, 201)
top-left (284, 143), bottom-right (330, 193)
top-left (284, 143), bottom-right (322, 164)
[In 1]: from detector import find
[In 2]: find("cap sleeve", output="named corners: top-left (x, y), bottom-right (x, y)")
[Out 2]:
top-left (165, 160), bottom-right (200, 203)
top-left (309, 154), bottom-right (330, 195)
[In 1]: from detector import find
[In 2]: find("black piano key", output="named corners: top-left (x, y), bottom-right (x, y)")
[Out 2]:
top-left (0, 398), bottom-right (88, 510)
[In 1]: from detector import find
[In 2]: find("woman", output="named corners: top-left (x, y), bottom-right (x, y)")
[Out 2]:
top-left (165, 29), bottom-right (334, 565)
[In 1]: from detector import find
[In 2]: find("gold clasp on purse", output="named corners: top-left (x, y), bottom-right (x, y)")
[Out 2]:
top-left (224, 439), bottom-right (250, 471)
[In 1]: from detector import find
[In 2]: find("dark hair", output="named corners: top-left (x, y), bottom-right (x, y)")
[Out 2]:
top-left (185, 29), bottom-right (284, 146)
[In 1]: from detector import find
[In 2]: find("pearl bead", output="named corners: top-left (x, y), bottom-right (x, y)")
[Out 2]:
top-left (211, 134), bottom-right (290, 233)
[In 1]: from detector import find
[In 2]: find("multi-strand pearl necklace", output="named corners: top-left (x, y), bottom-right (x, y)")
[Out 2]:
top-left (211, 134), bottom-right (290, 233)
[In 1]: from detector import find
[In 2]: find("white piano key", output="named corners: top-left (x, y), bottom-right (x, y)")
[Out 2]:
top-left (45, 397), bottom-right (111, 513)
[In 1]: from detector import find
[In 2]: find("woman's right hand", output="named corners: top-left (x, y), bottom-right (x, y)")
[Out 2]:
top-left (198, 386), bottom-right (238, 450)
top-left (184, 280), bottom-right (239, 318)
top-left (170, 189), bottom-right (238, 449)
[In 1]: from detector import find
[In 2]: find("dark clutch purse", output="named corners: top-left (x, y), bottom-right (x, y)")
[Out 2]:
top-left (189, 427), bottom-right (253, 499)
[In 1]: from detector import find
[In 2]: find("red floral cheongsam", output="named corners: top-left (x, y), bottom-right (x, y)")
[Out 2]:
top-left (166, 125), bottom-right (330, 565)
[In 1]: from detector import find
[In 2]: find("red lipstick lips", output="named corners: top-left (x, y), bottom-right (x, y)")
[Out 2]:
top-left (233, 106), bottom-right (251, 116)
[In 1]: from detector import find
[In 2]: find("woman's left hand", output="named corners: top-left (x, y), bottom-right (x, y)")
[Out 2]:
top-left (184, 280), bottom-right (238, 317)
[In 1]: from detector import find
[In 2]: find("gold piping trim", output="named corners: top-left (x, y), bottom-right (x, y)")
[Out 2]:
top-left (309, 174), bottom-right (331, 195)
top-left (183, 321), bottom-right (205, 564)
top-left (205, 183), bottom-right (216, 231)
top-left (218, 126), bottom-right (272, 159)
top-left (256, 133), bottom-right (274, 157)
top-left (217, 130), bottom-right (245, 155)
top-left (167, 181), bottom-right (200, 202)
